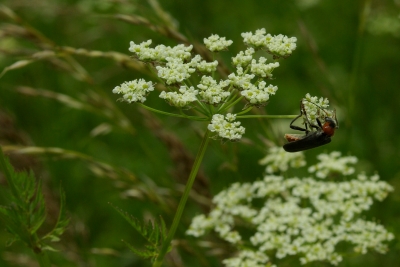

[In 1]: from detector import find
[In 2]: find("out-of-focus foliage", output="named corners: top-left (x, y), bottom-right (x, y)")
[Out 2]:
top-left (0, 146), bottom-right (69, 267)
top-left (0, 0), bottom-right (399, 266)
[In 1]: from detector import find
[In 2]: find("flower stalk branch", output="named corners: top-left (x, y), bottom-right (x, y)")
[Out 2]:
top-left (138, 103), bottom-right (208, 121)
top-left (236, 114), bottom-right (298, 119)
top-left (153, 129), bottom-right (211, 267)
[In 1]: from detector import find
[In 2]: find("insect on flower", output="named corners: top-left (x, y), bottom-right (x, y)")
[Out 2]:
top-left (283, 99), bottom-right (338, 152)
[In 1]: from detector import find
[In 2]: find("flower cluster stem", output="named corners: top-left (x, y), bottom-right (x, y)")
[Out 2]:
top-left (138, 103), bottom-right (208, 121)
top-left (153, 129), bottom-right (211, 267)
top-left (236, 114), bottom-right (298, 119)
top-left (35, 247), bottom-right (51, 267)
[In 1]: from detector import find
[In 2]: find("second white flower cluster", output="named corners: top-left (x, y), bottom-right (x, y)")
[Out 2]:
top-left (187, 149), bottom-right (394, 267)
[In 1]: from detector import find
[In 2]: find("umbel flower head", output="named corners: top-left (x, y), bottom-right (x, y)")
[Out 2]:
top-left (203, 34), bottom-right (234, 52)
top-left (112, 79), bottom-right (154, 103)
top-left (197, 76), bottom-right (231, 105)
top-left (241, 28), bottom-right (297, 58)
top-left (113, 29), bottom-right (297, 141)
top-left (159, 86), bottom-right (198, 107)
top-left (302, 93), bottom-right (336, 127)
top-left (208, 114), bottom-right (245, 141)
top-left (259, 146), bottom-right (306, 173)
top-left (187, 148), bottom-right (394, 267)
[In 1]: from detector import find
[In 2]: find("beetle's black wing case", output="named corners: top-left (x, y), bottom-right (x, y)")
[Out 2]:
top-left (283, 131), bottom-right (331, 152)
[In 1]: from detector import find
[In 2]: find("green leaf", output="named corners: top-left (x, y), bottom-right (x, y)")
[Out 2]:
top-left (42, 185), bottom-right (70, 243)
top-left (0, 146), bottom-right (69, 267)
top-left (112, 205), bottom-right (160, 244)
top-left (29, 180), bottom-right (47, 234)
top-left (149, 219), bottom-right (159, 245)
top-left (0, 205), bottom-right (31, 245)
top-left (159, 216), bottom-right (167, 240)
top-left (41, 245), bottom-right (58, 252)
top-left (122, 239), bottom-right (158, 259)
top-left (5, 235), bottom-right (19, 247)
top-left (0, 147), bottom-right (20, 198)
top-left (110, 204), bottom-right (168, 261)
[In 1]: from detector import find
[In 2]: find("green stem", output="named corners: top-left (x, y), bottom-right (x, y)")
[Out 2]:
top-left (218, 96), bottom-right (243, 113)
top-left (34, 247), bottom-right (51, 267)
top-left (195, 99), bottom-right (211, 116)
top-left (348, 0), bottom-right (370, 123)
top-left (236, 114), bottom-right (298, 119)
top-left (153, 129), bottom-right (211, 267)
top-left (235, 106), bottom-right (253, 115)
top-left (138, 103), bottom-right (208, 121)
top-left (216, 86), bottom-right (238, 112)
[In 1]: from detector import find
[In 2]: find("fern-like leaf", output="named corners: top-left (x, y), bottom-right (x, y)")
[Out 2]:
top-left (0, 146), bottom-right (69, 264)
top-left (110, 204), bottom-right (168, 261)
top-left (42, 185), bottom-right (70, 243)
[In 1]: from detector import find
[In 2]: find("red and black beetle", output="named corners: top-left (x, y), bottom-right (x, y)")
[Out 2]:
top-left (283, 99), bottom-right (338, 153)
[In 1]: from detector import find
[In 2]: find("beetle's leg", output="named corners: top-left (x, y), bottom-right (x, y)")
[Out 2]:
top-left (289, 101), bottom-right (309, 133)
top-left (307, 121), bottom-right (320, 131)
top-left (305, 119), bottom-right (320, 130)
top-left (290, 122), bottom-right (309, 132)
top-left (301, 100), bottom-right (321, 130)
top-left (316, 118), bottom-right (323, 128)
top-left (333, 108), bottom-right (339, 129)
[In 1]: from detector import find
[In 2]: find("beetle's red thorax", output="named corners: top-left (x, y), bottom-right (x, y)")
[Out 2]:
top-left (322, 122), bottom-right (335, 136)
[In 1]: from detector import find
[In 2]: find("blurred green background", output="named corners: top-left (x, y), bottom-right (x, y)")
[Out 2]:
top-left (0, 0), bottom-right (399, 266)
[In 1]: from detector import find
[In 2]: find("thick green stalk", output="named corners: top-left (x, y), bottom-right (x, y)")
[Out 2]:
top-left (153, 129), bottom-right (211, 267)
top-left (348, 0), bottom-right (370, 122)
top-left (34, 247), bottom-right (51, 267)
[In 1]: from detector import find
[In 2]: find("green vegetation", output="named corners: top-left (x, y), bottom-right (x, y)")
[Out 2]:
top-left (0, 0), bottom-right (399, 266)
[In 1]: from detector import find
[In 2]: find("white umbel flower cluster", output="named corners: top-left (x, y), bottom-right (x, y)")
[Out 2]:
top-left (250, 57), bottom-right (280, 78)
top-left (229, 51), bottom-right (282, 106)
top-left (189, 55), bottom-right (218, 73)
top-left (129, 40), bottom-right (193, 62)
top-left (208, 114), bottom-right (245, 140)
top-left (112, 79), bottom-right (154, 103)
top-left (222, 249), bottom-right (273, 267)
top-left (197, 76), bottom-right (230, 104)
top-left (232, 48), bottom-right (255, 67)
top-left (114, 29), bottom-right (297, 141)
top-left (159, 86), bottom-right (198, 107)
top-left (242, 28), bottom-right (297, 58)
top-left (259, 146), bottom-right (306, 173)
top-left (302, 93), bottom-right (334, 125)
top-left (228, 67), bottom-right (255, 90)
top-left (240, 81), bottom-right (278, 105)
top-left (203, 34), bottom-right (233, 52)
top-left (156, 57), bottom-right (196, 85)
top-left (308, 151), bottom-right (358, 178)
top-left (187, 151), bottom-right (394, 267)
